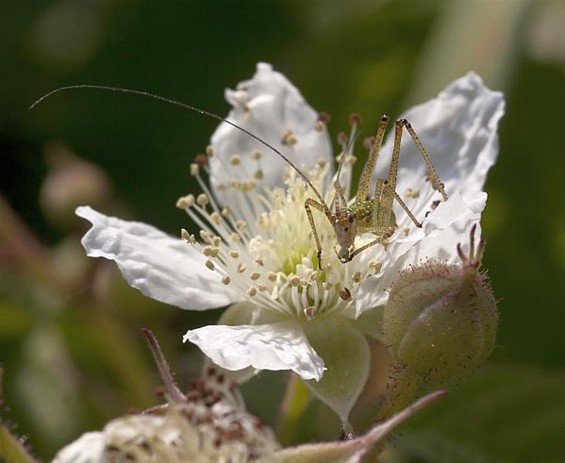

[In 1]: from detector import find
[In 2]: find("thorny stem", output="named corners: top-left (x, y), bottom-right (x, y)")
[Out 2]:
top-left (376, 360), bottom-right (424, 423)
top-left (276, 374), bottom-right (311, 444)
top-left (363, 390), bottom-right (447, 462)
top-left (140, 328), bottom-right (185, 403)
top-left (365, 363), bottom-right (427, 461)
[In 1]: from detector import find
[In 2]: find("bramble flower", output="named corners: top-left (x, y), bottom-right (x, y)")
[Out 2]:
top-left (52, 366), bottom-right (281, 463)
top-left (76, 62), bottom-right (504, 424)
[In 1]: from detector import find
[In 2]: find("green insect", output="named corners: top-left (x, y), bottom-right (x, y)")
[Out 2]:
top-left (304, 114), bottom-right (448, 268)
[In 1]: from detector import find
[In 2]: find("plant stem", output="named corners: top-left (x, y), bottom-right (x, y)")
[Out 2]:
top-left (276, 373), bottom-right (311, 444)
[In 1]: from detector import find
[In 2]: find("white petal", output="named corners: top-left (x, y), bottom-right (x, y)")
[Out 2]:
top-left (76, 206), bottom-right (238, 310)
top-left (374, 72), bottom-right (504, 202)
top-left (183, 320), bottom-right (325, 381)
top-left (356, 191), bottom-right (483, 312)
top-left (209, 63), bottom-right (333, 208)
top-left (52, 432), bottom-right (104, 463)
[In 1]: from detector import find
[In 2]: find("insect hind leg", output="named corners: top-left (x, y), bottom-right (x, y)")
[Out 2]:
top-left (397, 119), bottom-right (448, 201)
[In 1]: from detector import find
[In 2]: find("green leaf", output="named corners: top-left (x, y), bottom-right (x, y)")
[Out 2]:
top-left (0, 423), bottom-right (37, 463)
top-left (389, 365), bottom-right (565, 463)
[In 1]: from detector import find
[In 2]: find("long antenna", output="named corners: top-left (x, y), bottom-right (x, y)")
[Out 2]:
top-left (29, 84), bottom-right (327, 206)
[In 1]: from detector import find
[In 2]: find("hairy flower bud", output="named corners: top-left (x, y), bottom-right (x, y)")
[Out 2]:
top-left (383, 224), bottom-right (498, 387)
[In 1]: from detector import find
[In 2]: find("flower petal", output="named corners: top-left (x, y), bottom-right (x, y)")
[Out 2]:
top-left (52, 431), bottom-right (105, 463)
top-left (374, 72), bottom-right (504, 202)
top-left (209, 62), bottom-right (333, 208)
top-left (76, 206), bottom-right (238, 310)
top-left (183, 320), bottom-right (325, 381)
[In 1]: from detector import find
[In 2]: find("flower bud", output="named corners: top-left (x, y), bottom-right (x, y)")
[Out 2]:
top-left (383, 225), bottom-right (498, 387)
top-left (40, 142), bottom-right (114, 230)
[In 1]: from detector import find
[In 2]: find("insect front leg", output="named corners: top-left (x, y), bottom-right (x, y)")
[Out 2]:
top-left (346, 231), bottom-right (392, 262)
top-left (304, 198), bottom-right (331, 270)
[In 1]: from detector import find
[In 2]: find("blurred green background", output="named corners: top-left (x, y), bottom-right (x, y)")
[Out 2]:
top-left (1, 1), bottom-right (564, 461)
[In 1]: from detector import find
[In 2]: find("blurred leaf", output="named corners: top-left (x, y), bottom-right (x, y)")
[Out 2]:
top-left (0, 301), bottom-right (33, 338)
top-left (389, 365), bottom-right (565, 463)
top-left (0, 423), bottom-right (37, 463)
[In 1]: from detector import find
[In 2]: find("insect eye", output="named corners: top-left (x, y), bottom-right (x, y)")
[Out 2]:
top-left (347, 212), bottom-right (355, 224)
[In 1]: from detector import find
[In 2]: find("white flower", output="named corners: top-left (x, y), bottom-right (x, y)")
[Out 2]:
top-left (76, 63), bottom-right (504, 422)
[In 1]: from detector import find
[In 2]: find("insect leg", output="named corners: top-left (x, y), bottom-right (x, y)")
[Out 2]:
top-left (346, 233), bottom-right (390, 262)
top-left (304, 198), bottom-right (331, 270)
top-left (398, 119), bottom-right (448, 201)
top-left (357, 115), bottom-right (389, 201)
top-left (389, 186), bottom-right (421, 228)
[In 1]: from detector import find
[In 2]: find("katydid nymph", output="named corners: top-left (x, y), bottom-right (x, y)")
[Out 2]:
top-left (30, 85), bottom-right (448, 270)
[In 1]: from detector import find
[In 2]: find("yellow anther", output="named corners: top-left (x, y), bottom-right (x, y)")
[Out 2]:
top-left (190, 163), bottom-right (199, 176)
top-left (212, 236), bottom-right (222, 247)
top-left (199, 230), bottom-right (212, 242)
top-left (254, 170), bottom-right (264, 180)
top-left (246, 287), bottom-right (257, 297)
top-left (197, 193), bottom-right (209, 207)
top-left (181, 229), bottom-right (195, 244)
top-left (369, 259), bottom-right (382, 273)
top-left (205, 260), bottom-right (215, 271)
top-left (230, 154), bottom-right (241, 166)
top-left (304, 306), bottom-right (317, 319)
top-left (222, 275), bottom-right (231, 285)
top-left (352, 272), bottom-right (362, 283)
top-left (205, 145), bottom-right (214, 156)
top-left (250, 271), bottom-right (261, 281)
top-left (229, 233), bottom-right (241, 242)
top-left (176, 194), bottom-right (195, 209)
top-left (257, 283), bottom-right (268, 292)
top-left (210, 212), bottom-right (221, 224)
top-left (235, 220), bottom-right (247, 231)
top-left (404, 188), bottom-right (420, 199)
top-left (228, 250), bottom-right (240, 259)
top-left (282, 130), bottom-right (297, 146)
top-left (267, 272), bottom-right (277, 282)
top-left (251, 150), bottom-right (262, 160)
top-left (345, 154), bottom-right (357, 166)
top-left (289, 276), bottom-right (301, 286)
top-left (203, 246), bottom-right (219, 258)
top-left (237, 263), bottom-right (246, 273)
top-left (241, 180), bottom-right (257, 191)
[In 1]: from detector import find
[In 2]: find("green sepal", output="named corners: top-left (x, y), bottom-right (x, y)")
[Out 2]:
top-left (303, 316), bottom-right (370, 424)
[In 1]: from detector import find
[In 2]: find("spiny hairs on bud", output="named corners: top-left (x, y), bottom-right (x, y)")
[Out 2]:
top-left (382, 224), bottom-right (498, 389)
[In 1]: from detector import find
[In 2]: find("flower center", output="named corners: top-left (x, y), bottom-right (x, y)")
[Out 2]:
top-left (175, 157), bottom-right (382, 321)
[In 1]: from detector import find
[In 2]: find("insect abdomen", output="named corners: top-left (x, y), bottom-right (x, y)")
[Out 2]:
top-left (352, 200), bottom-right (396, 233)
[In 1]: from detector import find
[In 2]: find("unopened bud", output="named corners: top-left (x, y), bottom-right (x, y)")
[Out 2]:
top-left (40, 143), bottom-right (113, 230)
top-left (383, 225), bottom-right (498, 387)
